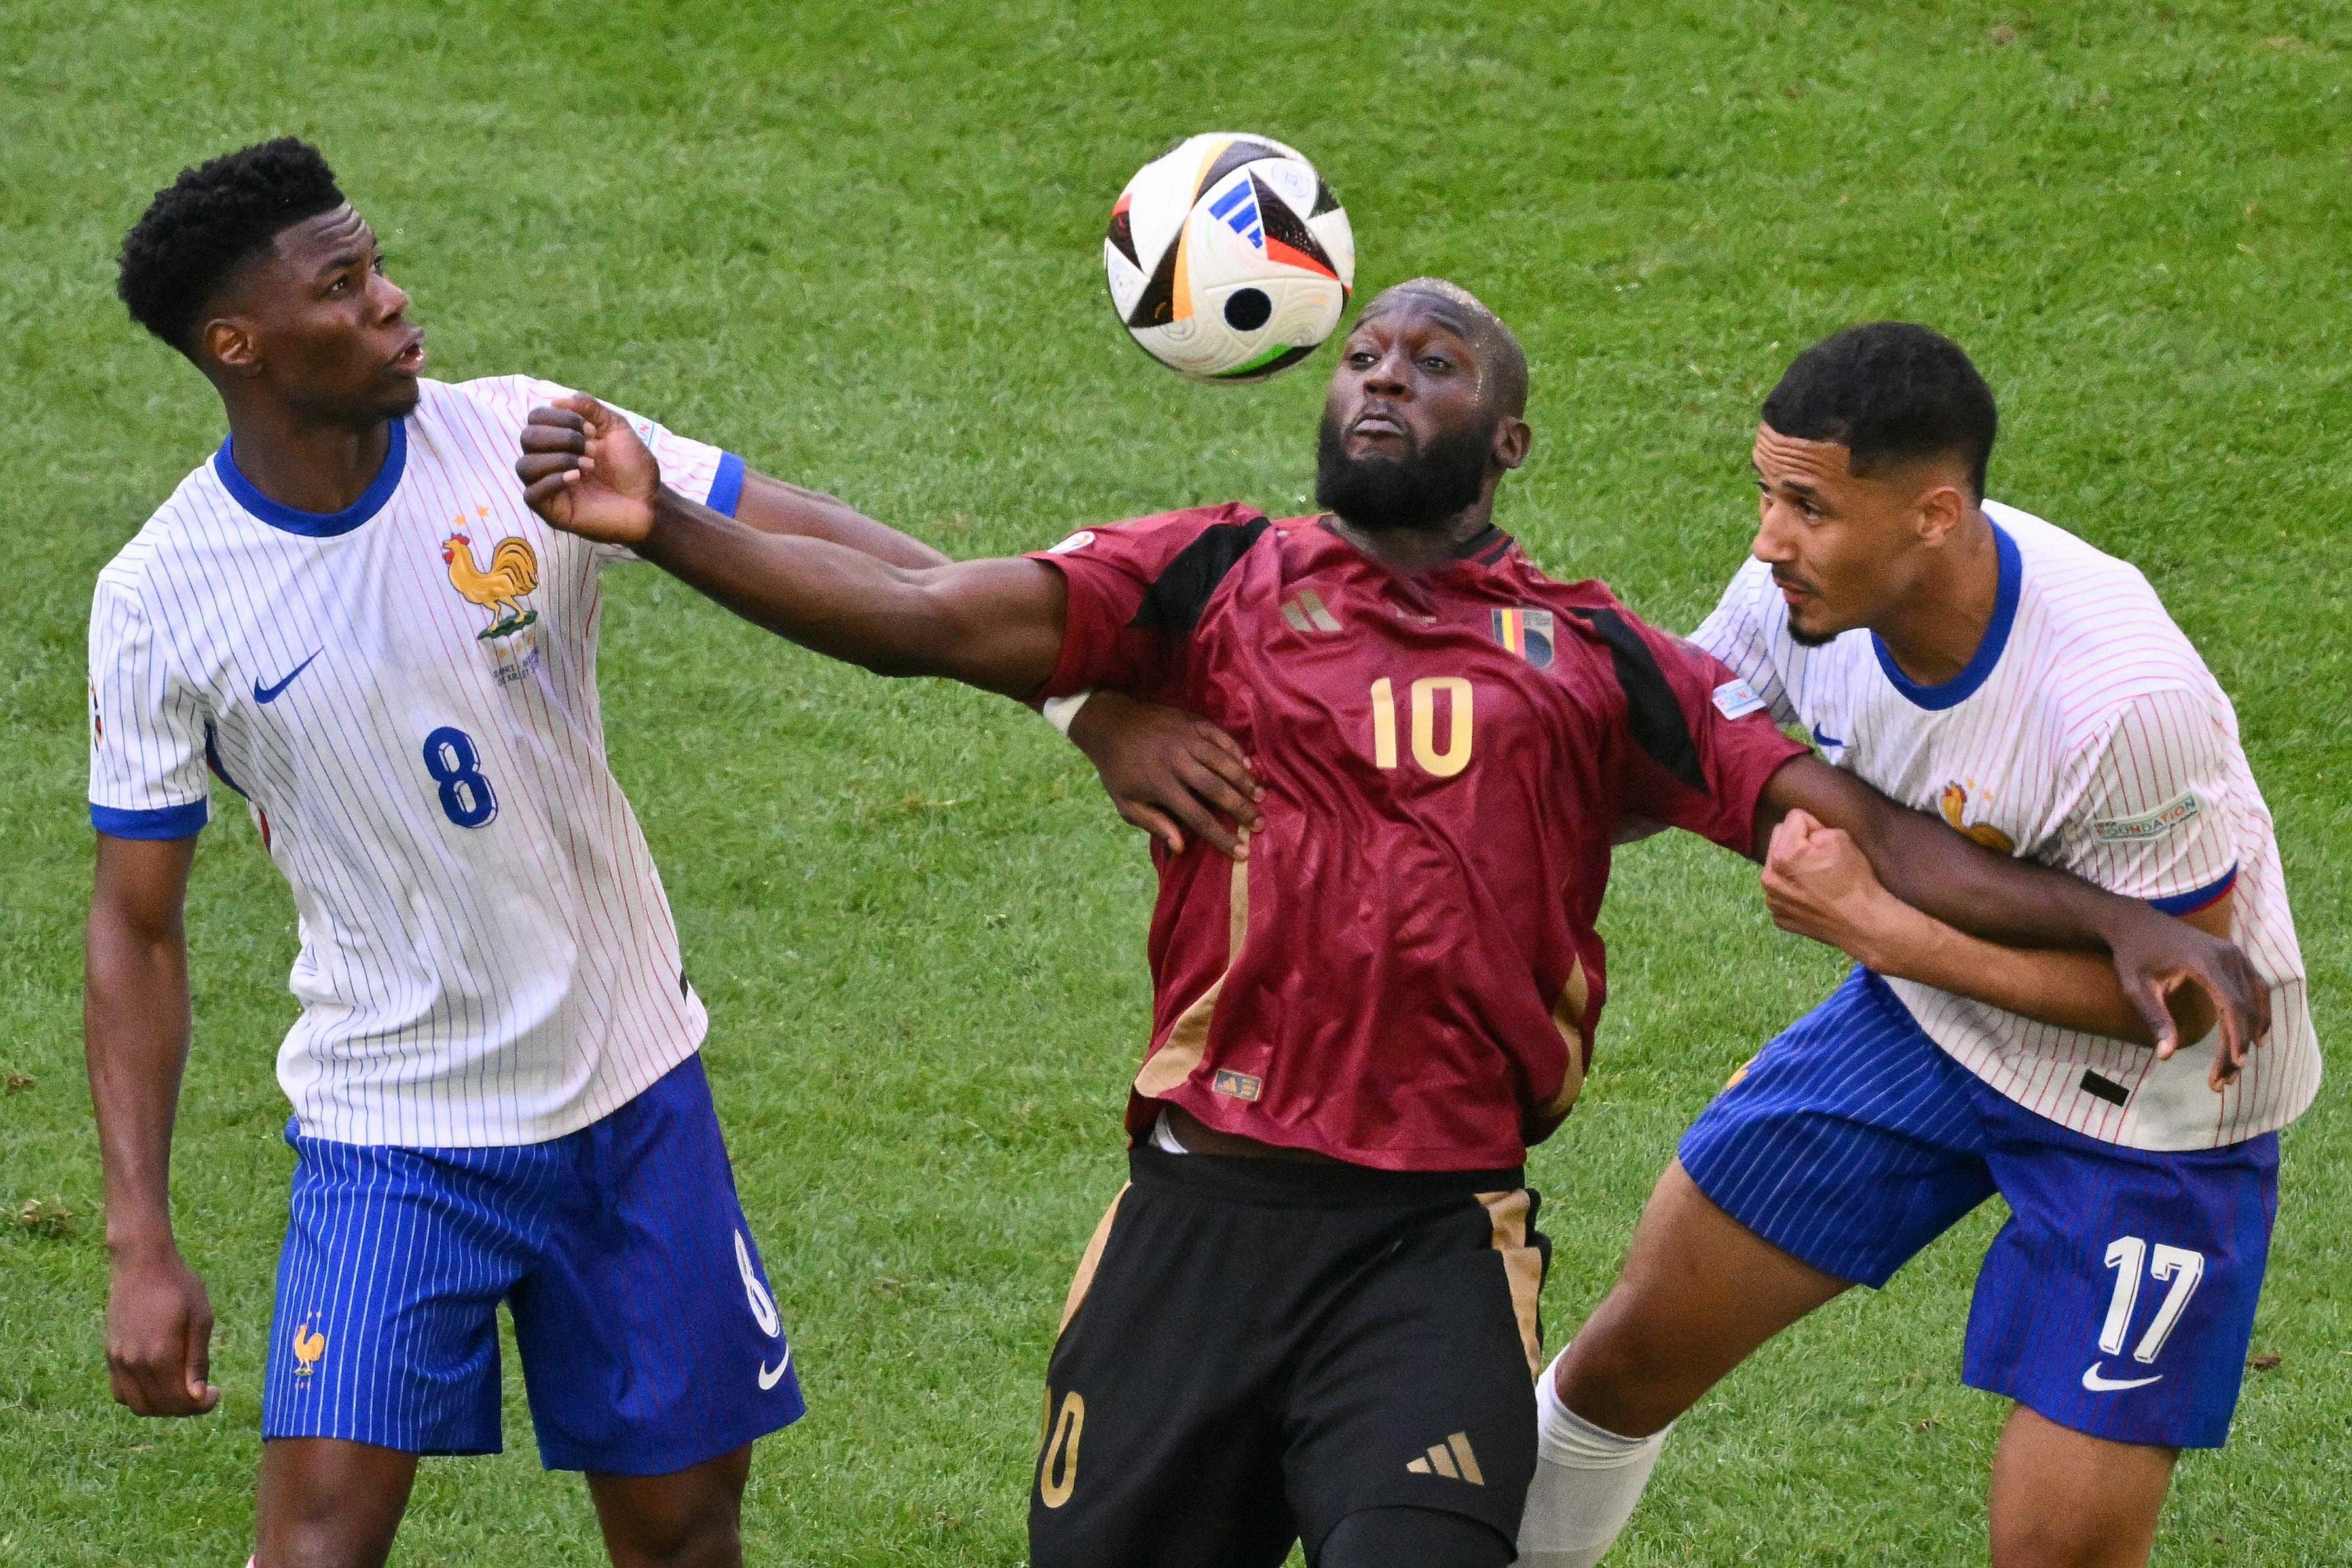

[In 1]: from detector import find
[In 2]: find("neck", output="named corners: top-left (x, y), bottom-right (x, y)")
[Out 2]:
top-left (1872, 506), bottom-right (1999, 686)
top-left (1329, 499), bottom-right (1494, 575)
top-left (222, 394), bottom-right (394, 515)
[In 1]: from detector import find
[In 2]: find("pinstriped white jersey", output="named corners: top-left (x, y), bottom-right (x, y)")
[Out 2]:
top-left (88, 376), bottom-right (745, 1147)
top-left (1693, 501), bottom-right (2316, 1151)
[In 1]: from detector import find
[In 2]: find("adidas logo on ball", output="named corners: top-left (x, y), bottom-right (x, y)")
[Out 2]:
top-left (1104, 132), bottom-right (1357, 382)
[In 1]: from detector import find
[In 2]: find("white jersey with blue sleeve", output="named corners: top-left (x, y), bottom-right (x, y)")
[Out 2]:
top-left (1691, 500), bottom-right (2316, 1151)
top-left (88, 375), bottom-right (745, 1147)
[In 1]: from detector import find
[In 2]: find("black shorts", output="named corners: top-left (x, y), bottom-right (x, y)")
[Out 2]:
top-left (1030, 1146), bottom-right (1550, 1567)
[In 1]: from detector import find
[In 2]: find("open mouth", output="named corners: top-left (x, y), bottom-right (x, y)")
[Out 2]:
top-left (389, 332), bottom-right (426, 375)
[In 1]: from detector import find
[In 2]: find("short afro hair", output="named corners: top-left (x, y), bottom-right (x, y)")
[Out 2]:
top-left (117, 138), bottom-right (346, 358)
top-left (1761, 322), bottom-right (1998, 499)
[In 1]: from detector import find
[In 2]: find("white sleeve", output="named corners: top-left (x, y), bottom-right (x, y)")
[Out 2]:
top-left (460, 375), bottom-right (745, 564)
top-left (2051, 689), bottom-right (2240, 912)
top-left (1687, 559), bottom-right (1797, 728)
top-left (88, 576), bottom-right (210, 839)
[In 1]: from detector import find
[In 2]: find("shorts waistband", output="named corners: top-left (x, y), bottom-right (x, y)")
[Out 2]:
top-left (1127, 1144), bottom-right (1525, 1209)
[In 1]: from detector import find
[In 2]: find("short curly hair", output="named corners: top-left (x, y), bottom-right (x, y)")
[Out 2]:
top-left (1761, 322), bottom-right (1998, 500)
top-left (117, 138), bottom-right (346, 358)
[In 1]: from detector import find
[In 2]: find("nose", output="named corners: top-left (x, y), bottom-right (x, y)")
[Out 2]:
top-left (1360, 345), bottom-right (1409, 399)
top-left (1752, 497), bottom-right (1798, 565)
top-left (374, 271), bottom-right (411, 322)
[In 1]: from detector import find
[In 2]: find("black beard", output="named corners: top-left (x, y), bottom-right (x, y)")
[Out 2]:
top-left (1314, 409), bottom-right (1491, 534)
top-left (1787, 622), bottom-right (1837, 648)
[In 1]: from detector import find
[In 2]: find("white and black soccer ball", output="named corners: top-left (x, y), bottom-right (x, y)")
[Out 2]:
top-left (1104, 133), bottom-right (1356, 381)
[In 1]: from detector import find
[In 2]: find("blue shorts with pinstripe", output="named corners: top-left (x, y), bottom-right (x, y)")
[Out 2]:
top-left (259, 1053), bottom-right (804, 1472)
top-left (1679, 967), bottom-right (2276, 1448)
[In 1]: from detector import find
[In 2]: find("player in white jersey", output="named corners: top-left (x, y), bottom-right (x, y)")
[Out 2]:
top-left (86, 139), bottom-right (1260, 1568)
top-left (1516, 325), bottom-right (2314, 1568)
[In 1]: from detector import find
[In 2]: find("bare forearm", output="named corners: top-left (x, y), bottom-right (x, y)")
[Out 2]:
top-left (1867, 806), bottom-right (2121, 949)
top-left (733, 470), bottom-right (950, 569)
top-left (638, 485), bottom-right (1064, 695)
top-left (1859, 901), bottom-right (2163, 1045)
top-left (1770, 758), bottom-right (2123, 950)
top-left (84, 916), bottom-right (192, 1254)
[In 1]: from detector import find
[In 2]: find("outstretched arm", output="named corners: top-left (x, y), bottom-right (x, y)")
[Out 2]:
top-left (517, 396), bottom-right (1064, 698)
top-left (732, 469), bottom-right (951, 569)
top-left (514, 403), bottom-right (950, 569)
top-left (1755, 758), bottom-right (2268, 1071)
top-left (525, 398), bottom-right (1267, 854)
top-left (86, 832), bottom-right (218, 1417)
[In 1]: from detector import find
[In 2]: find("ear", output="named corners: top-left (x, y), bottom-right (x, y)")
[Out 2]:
top-left (1914, 480), bottom-right (1969, 548)
top-left (1491, 415), bottom-right (1531, 474)
top-left (201, 316), bottom-right (263, 379)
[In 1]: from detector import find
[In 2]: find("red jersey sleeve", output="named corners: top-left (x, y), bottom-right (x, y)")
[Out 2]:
top-left (1025, 502), bottom-right (1271, 699)
top-left (1582, 604), bottom-right (1806, 854)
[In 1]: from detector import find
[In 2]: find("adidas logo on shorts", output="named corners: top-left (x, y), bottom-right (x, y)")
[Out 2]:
top-left (1405, 1431), bottom-right (1484, 1485)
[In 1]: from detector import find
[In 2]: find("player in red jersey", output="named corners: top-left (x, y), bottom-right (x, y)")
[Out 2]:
top-left (514, 280), bottom-right (2264, 1568)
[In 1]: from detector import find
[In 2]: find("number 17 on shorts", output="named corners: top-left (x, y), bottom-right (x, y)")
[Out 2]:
top-left (1959, 1132), bottom-right (2278, 1451)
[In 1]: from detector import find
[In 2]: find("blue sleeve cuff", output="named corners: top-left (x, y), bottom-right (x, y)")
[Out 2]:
top-left (706, 451), bottom-right (745, 518)
top-left (92, 800), bottom-right (208, 840)
top-left (2148, 865), bottom-right (2236, 916)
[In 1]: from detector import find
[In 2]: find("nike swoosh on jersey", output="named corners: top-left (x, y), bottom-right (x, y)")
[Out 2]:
top-left (253, 650), bottom-right (324, 704)
top-left (2080, 1362), bottom-right (2162, 1392)
top-left (758, 1346), bottom-right (792, 1391)
top-left (1810, 722), bottom-right (1846, 749)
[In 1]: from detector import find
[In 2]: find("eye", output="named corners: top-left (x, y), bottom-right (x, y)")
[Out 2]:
top-left (371, 253), bottom-right (389, 274)
top-left (1419, 355), bottom-right (1450, 371)
top-left (1347, 350), bottom-right (1376, 367)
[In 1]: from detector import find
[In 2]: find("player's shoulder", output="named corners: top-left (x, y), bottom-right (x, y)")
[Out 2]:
top-left (1038, 501), bottom-right (1274, 563)
top-left (1996, 500), bottom-right (2180, 635)
top-left (1504, 554), bottom-right (1656, 629)
top-left (99, 453), bottom-right (242, 602)
top-left (1498, 560), bottom-right (1715, 681)
top-left (1992, 500), bottom-right (2218, 729)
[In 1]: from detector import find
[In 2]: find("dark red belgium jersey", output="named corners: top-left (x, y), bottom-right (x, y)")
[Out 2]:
top-left (1030, 505), bottom-right (1806, 1171)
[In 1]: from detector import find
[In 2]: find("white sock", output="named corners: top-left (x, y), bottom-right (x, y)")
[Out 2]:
top-left (1514, 1345), bottom-right (1672, 1567)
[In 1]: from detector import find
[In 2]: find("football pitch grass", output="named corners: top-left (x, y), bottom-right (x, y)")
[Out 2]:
top-left (3, 1), bottom-right (2346, 1561)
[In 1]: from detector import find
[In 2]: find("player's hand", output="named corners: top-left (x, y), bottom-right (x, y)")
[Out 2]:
top-left (1761, 808), bottom-right (1903, 963)
top-left (516, 395), bottom-right (660, 544)
top-left (105, 1242), bottom-right (220, 1417)
top-left (2100, 906), bottom-right (2269, 1090)
top-left (1065, 691), bottom-right (1263, 858)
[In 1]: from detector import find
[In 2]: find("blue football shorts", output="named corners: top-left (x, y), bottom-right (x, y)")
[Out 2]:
top-left (259, 1053), bottom-right (805, 1472)
top-left (1679, 966), bottom-right (2277, 1449)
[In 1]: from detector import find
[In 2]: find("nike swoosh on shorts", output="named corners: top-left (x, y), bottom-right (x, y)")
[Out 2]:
top-left (2080, 1361), bottom-right (2163, 1392)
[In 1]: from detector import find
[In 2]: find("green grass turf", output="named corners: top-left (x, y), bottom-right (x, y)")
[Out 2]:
top-left (3, 0), bottom-right (2347, 1561)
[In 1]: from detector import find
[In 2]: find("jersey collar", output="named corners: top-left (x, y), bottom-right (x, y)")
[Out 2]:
top-left (1314, 515), bottom-right (1518, 570)
top-left (214, 418), bottom-right (408, 538)
top-left (1871, 518), bottom-right (2020, 711)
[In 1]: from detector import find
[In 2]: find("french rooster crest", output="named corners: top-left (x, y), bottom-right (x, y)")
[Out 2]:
top-left (441, 528), bottom-right (540, 640)
top-left (292, 1316), bottom-right (327, 1377)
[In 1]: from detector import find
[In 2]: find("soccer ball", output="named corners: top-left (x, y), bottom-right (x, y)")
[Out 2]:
top-left (1104, 133), bottom-right (1356, 381)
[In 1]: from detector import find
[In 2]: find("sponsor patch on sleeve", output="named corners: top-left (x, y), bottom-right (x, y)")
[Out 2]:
top-left (2092, 789), bottom-right (2201, 842)
top-left (1711, 677), bottom-right (1766, 720)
